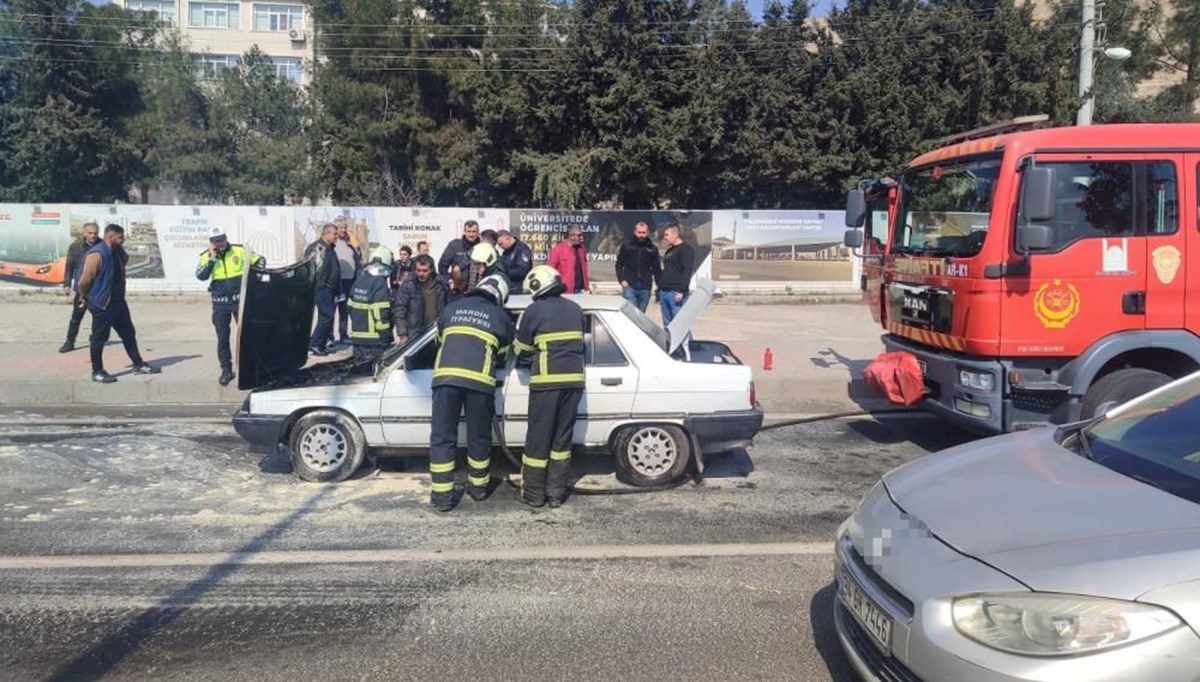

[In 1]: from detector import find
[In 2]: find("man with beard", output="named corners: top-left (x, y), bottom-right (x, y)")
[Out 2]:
top-left (59, 221), bottom-right (100, 353)
top-left (616, 220), bottom-right (661, 312)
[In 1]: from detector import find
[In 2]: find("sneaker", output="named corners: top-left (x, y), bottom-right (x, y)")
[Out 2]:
top-left (520, 495), bottom-right (545, 508)
top-left (58, 341), bottom-right (74, 353)
top-left (131, 364), bottom-right (161, 375)
top-left (466, 485), bottom-right (491, 502)
top-left (309, 346), bottom-right (328, 357)
top-left (547, 498), bottom-right (564, 509)
top-left (218, 370), bottom-right (235, 386)
top-left (92, 371), bottom-right (116, 384)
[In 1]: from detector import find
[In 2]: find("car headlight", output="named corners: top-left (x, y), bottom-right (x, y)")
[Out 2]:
top-left (958, 369), bottom-right (994, 392)
top-left (36, 265), bottom-right (52, 274)
top-left (952, 593), bottom-right (1180, 656)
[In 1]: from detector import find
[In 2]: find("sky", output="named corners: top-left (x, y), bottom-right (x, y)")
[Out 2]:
top-left (745, 0), bottom-right (837, 19)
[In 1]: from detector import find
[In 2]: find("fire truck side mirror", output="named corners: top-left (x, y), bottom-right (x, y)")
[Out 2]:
top-left (1017, 167), bottom-right (1055, 252)
top-left (845, 189), bottom-right (867, 228)
top-left (843, 229), bottom-right (864, 249)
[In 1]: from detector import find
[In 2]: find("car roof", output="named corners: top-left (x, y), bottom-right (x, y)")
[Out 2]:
top-left (504, 294), bottom-right (628, 312)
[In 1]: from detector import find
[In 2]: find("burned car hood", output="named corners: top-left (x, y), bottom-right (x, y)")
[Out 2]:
top-left (237, 257), bottom-right (317, 390)
top-left (883, 428), bottom-right (1200, 599)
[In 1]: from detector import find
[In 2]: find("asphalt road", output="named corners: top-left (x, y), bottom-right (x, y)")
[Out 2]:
top-left (0, 411), bottom-right (978, 681)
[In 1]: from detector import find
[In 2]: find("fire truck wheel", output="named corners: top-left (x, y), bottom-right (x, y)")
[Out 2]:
top-left (1080, 368), bottom-right (1172, 419)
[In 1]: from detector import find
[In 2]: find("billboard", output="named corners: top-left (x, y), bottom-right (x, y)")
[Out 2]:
top-left (712, 210), bottom-right (851, 282)
top-left (508, 210), bottom-right (713, 282)
top-left (0, 205), bottom-right (853, 291)
top-left (0, 204), bottom-right (70, 286)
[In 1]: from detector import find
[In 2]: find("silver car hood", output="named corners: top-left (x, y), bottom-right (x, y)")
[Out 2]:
top-left (884, 428), bottom-right (1200, 599)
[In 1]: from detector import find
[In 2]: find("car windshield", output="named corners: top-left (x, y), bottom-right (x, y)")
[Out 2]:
top-left (894, 155), bottom-right (1001, 258)
top-left (1082, 374), bottom-right (1200, 505)
top-left (621, 302), bottom-right (668, 352)
top-left (375, 323), bottom-right (435, 372)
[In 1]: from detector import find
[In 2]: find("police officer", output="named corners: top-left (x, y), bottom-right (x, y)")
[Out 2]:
top-left (347, 246), bottom-right (396, 362)
top-left (196, 229), bottom-right (263, 386)
top-left (515, 265), bottom-right (586, 508)
top-left (429, 274), bottom-right (513, 512)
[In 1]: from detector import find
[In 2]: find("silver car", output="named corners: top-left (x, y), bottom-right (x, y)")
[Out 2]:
top-left (834, 373), bottom-right (1200, 681)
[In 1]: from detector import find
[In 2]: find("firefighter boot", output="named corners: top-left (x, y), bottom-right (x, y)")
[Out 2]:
top-left (520, 454), bottom-right (548, 507)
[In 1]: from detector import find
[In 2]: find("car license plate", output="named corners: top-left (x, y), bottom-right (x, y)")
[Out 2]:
top-left (838, 568), bottom-right (893, 655)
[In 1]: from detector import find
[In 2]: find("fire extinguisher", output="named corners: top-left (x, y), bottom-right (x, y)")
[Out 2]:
top-left (763, 347), bottom-right (774, 371)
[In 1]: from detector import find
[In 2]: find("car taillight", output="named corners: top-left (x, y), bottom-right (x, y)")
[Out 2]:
top-left (749, 381), bottom-right (756, 407)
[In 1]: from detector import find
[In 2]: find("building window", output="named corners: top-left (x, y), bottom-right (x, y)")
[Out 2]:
top-left (195, 53), bottom-right (239, 80)
top-left (127, 0), bottom-right (177, 25)
top-left (188, 2), bottom-right (240, 29)
top-left (253, 3), bottom-right (304, 31)
top-left (273, 57), bottom-right (302, 82)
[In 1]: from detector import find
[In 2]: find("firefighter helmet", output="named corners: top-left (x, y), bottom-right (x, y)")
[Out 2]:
top-left (523, 265), bottom-right (564, 300)
top-left (473, 273), bottom-right (510, 305)
top-left (372, 245), bottom-right (394, 267)
top-left (470, 242), bottom-right (499, 269)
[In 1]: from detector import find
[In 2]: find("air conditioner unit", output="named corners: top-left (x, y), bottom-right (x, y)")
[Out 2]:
top-left (288, 28), bottom-right (305, 43)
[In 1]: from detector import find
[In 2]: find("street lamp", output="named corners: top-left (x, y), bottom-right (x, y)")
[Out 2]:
top-left (1077, 0), bottom-right (1132, 126)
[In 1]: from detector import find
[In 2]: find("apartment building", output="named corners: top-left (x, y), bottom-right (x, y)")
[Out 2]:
top-left (113, 0), bottom-right (314, 84)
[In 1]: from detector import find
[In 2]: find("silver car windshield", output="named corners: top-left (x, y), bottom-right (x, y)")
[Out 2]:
top-left (1084, 375), bottom-right (1200, 504)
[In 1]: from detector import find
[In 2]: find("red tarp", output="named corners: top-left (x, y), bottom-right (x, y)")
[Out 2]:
top-left (864, 352), bottom-right (927, 406)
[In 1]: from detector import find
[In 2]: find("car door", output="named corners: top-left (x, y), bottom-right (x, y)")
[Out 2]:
top-left (501, 311), bottom-right (639, 448)
top-left (1143, 157), bottom-right (1186, 329)
top-left (1001, 155), bottom-right (1148, 357)
top-left (380, 329), bottom-right (438, 446)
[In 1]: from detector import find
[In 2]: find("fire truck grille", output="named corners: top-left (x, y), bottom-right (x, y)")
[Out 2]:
top-left (1012, 390), bottom-right (1058, 415)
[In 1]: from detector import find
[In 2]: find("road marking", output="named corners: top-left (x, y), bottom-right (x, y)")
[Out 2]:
top-left (0, 542), bottom-right (833, 570)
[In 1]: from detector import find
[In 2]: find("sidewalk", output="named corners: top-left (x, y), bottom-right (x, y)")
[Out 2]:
top-left (0, 293), bottom-right (886, 416)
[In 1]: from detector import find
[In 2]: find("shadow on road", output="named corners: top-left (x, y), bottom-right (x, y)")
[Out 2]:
top-left (847, 415), bottom-right (978, 453)
top-left (809, 582), bottom-right (859, 682)
top-left (46, 487), bottom-right (334, 681)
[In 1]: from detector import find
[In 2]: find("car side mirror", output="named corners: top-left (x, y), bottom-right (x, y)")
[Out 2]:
top-left (1016, 166), bottom-right (1054, 253)
top-left (843, 229), bottom-right (864, 249)
top-left (845, 189), bottom-right (867, 228)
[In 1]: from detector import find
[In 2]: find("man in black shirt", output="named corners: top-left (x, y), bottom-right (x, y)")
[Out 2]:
top-left (616, 221), bottom-right (660, 312)
top-left (658, 224), bottom-right (695, 327)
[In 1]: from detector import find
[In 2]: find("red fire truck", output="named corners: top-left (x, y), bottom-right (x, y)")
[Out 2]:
top-left (844, 117), bottom-right (1200, 433)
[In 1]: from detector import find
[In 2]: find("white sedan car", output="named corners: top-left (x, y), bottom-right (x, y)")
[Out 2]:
top-left (232, 262), bottom-right (762, 486)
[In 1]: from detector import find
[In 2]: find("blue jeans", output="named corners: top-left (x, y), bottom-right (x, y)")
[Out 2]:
top-left (621, 286), bottom-right (652, 312)
top-left (659, 290), bottom-right (688, 326)
top-left (310, 288), bottom-right (336, 349)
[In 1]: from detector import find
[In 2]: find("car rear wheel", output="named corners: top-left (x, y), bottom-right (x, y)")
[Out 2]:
top-left (288, 410), bottom-right (367, 482)
top-left (1080, 368), bottom-right (1172, 419)
top-left (612, 424), bottom-right (691, 487)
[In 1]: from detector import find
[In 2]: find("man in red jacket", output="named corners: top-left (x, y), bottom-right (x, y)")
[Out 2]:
top-left (547, 227), bottom-right (592, 294)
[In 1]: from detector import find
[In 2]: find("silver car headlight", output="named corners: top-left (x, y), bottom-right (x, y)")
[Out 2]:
top-left (952, 593), bottom-right (1181, 656)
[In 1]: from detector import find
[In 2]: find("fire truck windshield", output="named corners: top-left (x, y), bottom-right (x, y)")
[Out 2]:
top-left (893, 155), bottom-right (1001, 258)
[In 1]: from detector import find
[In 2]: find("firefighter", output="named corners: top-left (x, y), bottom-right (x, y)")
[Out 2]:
top-left (347, 246), bottom-right (396, 362)
top-left (428, 273), bottom-right (513, 512)
top-left (515, 265), bottom-right (586, 508)
top-left (448, 241), bottom-right (500, 302)
top-left (196, 229), bottom-right (263, 386)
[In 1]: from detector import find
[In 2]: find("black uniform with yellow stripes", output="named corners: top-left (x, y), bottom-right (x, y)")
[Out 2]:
top-left (428, 291), bottom-right (514, 506)
top-left (514, 294), bottom-right (586, 506)
top-left (347, 261), bottom-right (394, 358)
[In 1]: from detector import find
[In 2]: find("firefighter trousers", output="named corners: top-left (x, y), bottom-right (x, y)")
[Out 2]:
top-left (521, 388), bottom-right (583, 504)
top-left (429, 385), bottom-right (494, 504)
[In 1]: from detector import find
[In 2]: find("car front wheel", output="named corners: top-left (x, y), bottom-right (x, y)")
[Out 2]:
top-left (612, 424), bottom-right (691, 487)
top-left (288, 410), bottom-right (367, 482)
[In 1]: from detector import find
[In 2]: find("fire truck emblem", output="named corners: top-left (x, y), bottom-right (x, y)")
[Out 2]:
top-left (1034, 279), bottom-right (1081, 329)
top-left (1152, 245), bottom-right (1181, 285)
